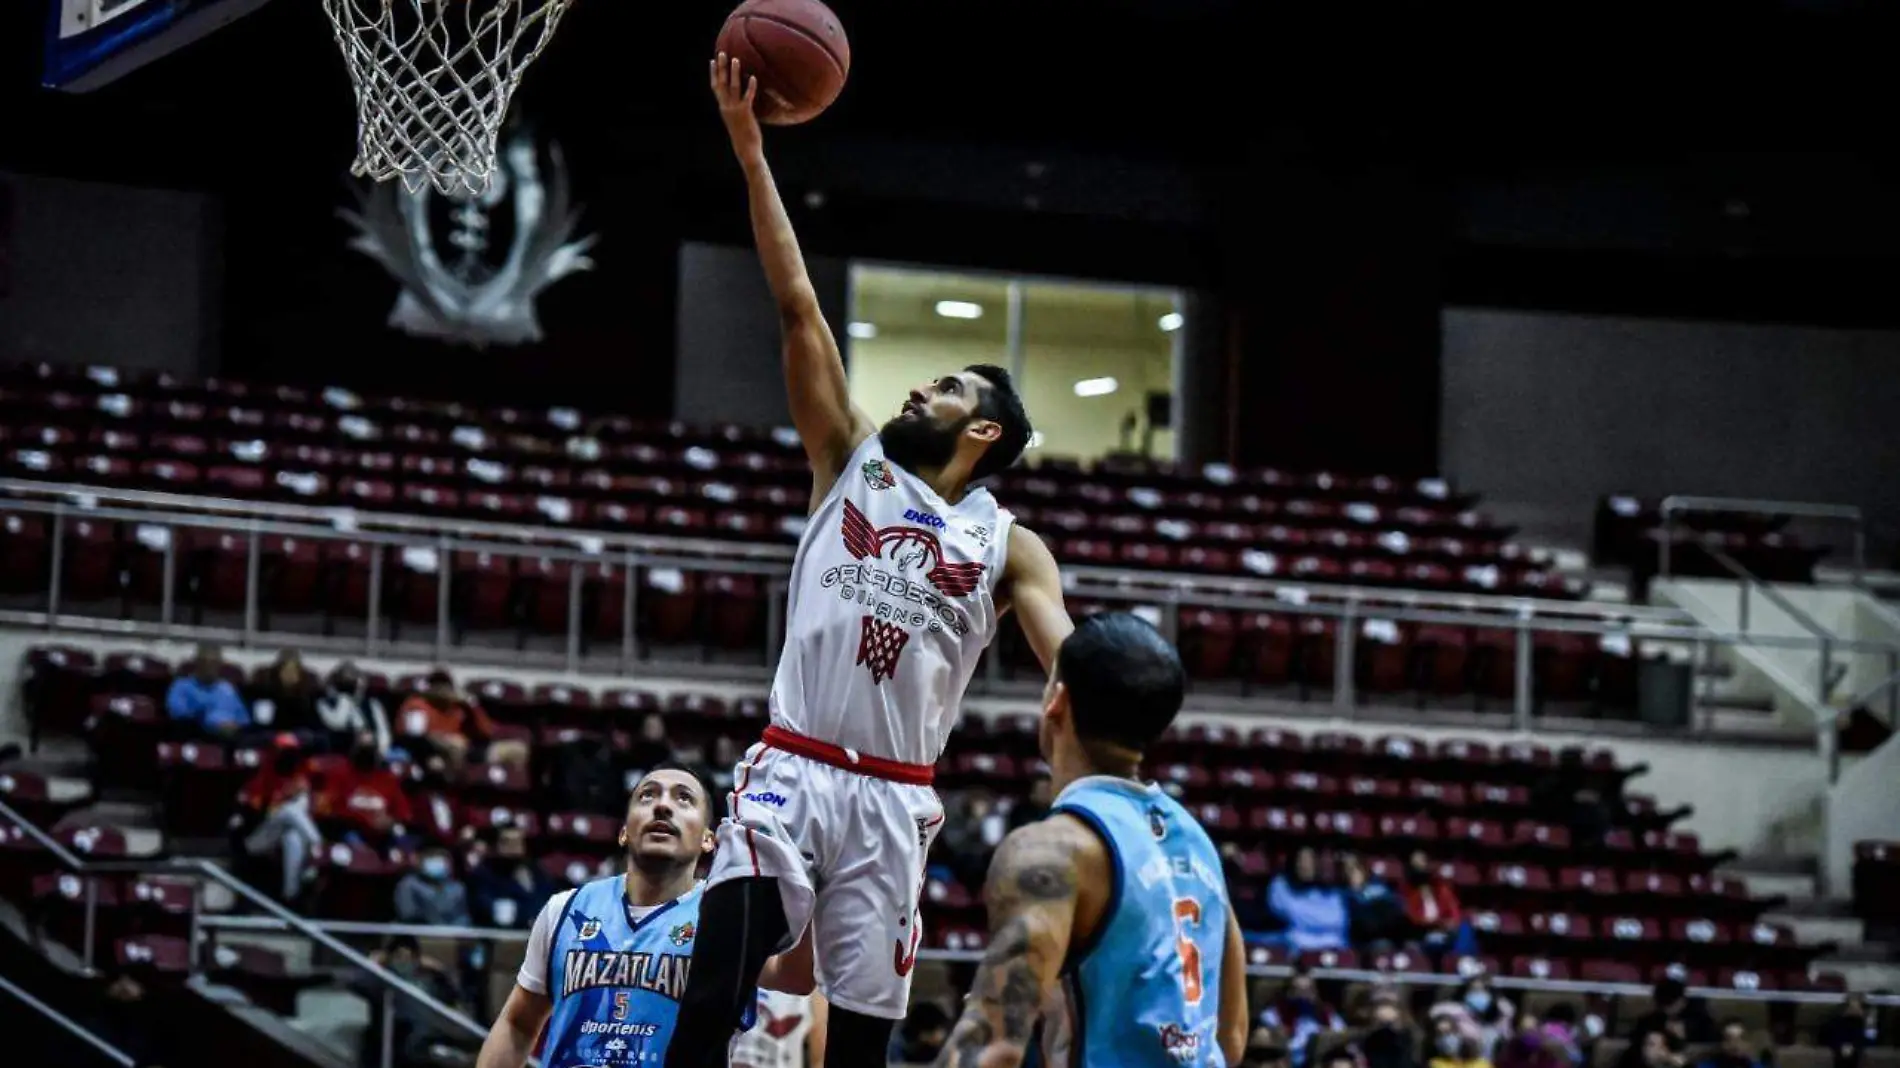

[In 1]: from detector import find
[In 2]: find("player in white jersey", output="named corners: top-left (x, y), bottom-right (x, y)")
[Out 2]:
top-left (664, 57), bottom-right (1075, 1068)
top-left (729, 989), bottom-right (828, 1068)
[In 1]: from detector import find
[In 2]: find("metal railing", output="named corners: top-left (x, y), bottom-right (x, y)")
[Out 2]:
top-left (0, 971), bottom-right (136, 1068)
top-left (1660, 496), bottom-right (1866, 587)
top-left (0, 799), bottom-right (503, 1068)
top-left (8, 491), bottom-right (1900, 741)
top-left (1702, 543), bottom-right (1846, 714)
top-left (193, 916), bottom-right (1900, 1010)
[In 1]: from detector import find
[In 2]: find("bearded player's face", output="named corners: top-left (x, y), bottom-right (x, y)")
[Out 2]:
top-left (878, 372), bottom-right (992, 472)
top-left (620, 769), bottom-right (713, 866)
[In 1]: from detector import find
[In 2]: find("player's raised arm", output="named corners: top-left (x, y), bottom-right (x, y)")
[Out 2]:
top-left (933, 817), bottom-right (1097, 1068)
top-left (712, 54), bottom-right (875, 491)
top-left (1003, 525), bottom-right (1075, 674)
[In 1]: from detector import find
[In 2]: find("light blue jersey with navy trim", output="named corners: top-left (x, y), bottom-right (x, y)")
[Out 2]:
top-left (1049, 776), bottom-right (1230, 1067)
top-left (542, 876), bottom-right (753, 1067)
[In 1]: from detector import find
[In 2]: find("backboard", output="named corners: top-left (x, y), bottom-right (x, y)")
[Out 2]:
top-left (43, 0), bottom-right (277, 92)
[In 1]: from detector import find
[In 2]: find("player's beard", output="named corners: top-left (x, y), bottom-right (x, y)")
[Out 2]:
top-left (879, 413), bottom-right (966, 474)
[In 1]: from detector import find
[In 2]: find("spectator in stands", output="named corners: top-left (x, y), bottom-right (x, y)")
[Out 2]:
top-left (625, 713), bottom-right (672, 774)
top-left (1258, 967), bottom-right (1347, 1068)
top-left (394, 844), bottom-right (472, 928)
top-left (165, 643), bottom-right (252, 740)
top-left (467, 826), bottom-right (557, 930)
top-left (890, 1000), bottom-right (953, 1063)
top-left (315, 739), bottom-right (413, 843)
top-left (1401, 850), bottom-right (1475, 961)
top-left (1430, 1013), bottom-right (1495, 1068)
top-left (1316, 1046), bottom-right (1364, 1068)
top-left (315, 661), bottom-right (392, 758)
top-left (939, 789), bottom-right (1005, 889)
top-left (395, 668), bottom-right (526, 773)
top-left (236, 735), bottom-right (322, 903)
top-left (1340, 853), bottom-right (1407, 949)
top-left (1435, 976), bottom-right (1513, 1059)
top-left (1497, 1013), bottom-right (1570, 1068)
top-left (249, 648), bottom-right (323, 744)
top-left (353, 935), bottom-right (468, 1068)
top-left (1268, 847), bottom-right (1351, 951)
top-left (706, 734), bottom-right (741, 796)
top-left (1695, 1021), bottom-right (1764, 1068)
top-left (1533, 752), bottom-right (1615, 852)
top-left (1007, 772), bottom-right (1055, 832)
top-left (1619, 1029), bottom-right (1687, 1068)
top-left (1243, 1026), bottom-right (1292, 1068)
top-left (1822, 994), bottom-right (1875, 1068)
top-left (1361, 998), bottom-right (1423, 1068)
top-left (1630, 980), bottom-right (1716, 1045)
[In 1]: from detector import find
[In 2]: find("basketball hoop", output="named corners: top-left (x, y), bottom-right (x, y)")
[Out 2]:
top-left (321, 0), bottom-right (576, 197)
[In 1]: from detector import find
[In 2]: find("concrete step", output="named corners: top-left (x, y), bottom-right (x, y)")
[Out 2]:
top-left (1813, 958), bottom-right (1900, 991)
top-left (1761, 911), bottom-right (1865, 947)
top-left (1720, 858), bottom-right (1819, 903)
top-left (1822, 941), bottom-right (1898, 964)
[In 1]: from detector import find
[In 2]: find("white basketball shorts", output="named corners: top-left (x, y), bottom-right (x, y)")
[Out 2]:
top-left (707, 725), bottom-right (945, 1020)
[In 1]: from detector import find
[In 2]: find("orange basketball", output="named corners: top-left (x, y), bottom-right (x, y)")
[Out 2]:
top-left (715, 0), bottom-right (851, 126)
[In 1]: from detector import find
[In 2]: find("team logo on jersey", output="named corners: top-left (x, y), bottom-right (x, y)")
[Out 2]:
top-left (1148, 804), bottom-right (1169, 841)
top-left (1158, 1023), bottom-right (1201, 1062)
top-left (861, 459), bottom-right (897, 492)
top-left (576, 919), bottom-right (602, 940)
top-left (857, 616), bottom-right (912, 684)
top-left (841, 499), bottom-right (987, 598)
top-left (668, 921), bottom-right (696, 947)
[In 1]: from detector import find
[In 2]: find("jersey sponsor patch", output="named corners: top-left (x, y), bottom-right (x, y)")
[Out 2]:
top-left (741, 790), bottom-right (789, 808)
top-left (1158, 1023), bottom-right (1201, 1063)
top-left (903, 507), bottom-right (946, 529)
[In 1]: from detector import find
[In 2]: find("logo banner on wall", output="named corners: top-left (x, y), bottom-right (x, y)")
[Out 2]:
top-left (338, 123), bottom-right (598, 349)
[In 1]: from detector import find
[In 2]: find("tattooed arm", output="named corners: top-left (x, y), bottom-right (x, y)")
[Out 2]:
top-left (932, 815), bottom-right (1106, 1068)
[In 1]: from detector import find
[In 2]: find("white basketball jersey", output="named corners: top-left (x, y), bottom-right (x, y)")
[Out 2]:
top-left (770, 434), bottom-right (1013, 767)
top-left (727, 990), bottom-right (815, 1068)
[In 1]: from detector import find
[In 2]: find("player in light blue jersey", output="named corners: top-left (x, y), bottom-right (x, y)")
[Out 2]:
top-left (475, 761), bottom-right (814, 1068)
top-left (934, 613), bottom-right (1249, 1067)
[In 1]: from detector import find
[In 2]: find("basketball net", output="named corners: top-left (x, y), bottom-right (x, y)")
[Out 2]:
top-left (321, 0), bottom-right (576, 197)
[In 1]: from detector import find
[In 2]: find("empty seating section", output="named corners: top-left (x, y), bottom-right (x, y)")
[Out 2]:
top-left (0, 361), bottom-right (1582, 600)
top-left (3, 643), bottom-right (1839, 995)
top-left (1594, 496), bottom-right (1830, 586)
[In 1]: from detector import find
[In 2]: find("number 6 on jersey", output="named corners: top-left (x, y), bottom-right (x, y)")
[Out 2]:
top-left (1173, 896), bottom-right (1204, 1005)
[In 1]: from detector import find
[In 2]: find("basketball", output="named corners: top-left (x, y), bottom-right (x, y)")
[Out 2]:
top-left (716, 0), bottom-right (852, 126)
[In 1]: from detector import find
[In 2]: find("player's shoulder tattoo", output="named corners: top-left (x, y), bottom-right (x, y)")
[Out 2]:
top-left (982, 815), bottom-right (1091, 912)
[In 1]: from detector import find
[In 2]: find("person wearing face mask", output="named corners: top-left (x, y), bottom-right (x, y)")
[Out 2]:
top-left (352, 936), bottom-right (466, 1068)
top-left (1259, 969), bottom-right (1348, 1068)
top-left (468, 827), bottom-right (558, 931)
top-left (1429, 1015), bottom-right (1494, 1068)
top-left (396, 845), bottom-right (473, 928)
top-left (1435, 977), bottom-right (1513, 1060)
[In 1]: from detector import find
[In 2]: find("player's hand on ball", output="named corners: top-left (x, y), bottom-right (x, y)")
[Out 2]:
top-left (711, 53), bottom-right (763, 160)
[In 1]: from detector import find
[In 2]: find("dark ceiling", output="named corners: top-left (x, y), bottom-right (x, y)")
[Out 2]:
top-left (4, 0), bottom-right (1900, 319)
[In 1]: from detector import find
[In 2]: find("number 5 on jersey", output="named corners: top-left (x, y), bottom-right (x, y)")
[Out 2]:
top-left (1172, 897), bottom-right (1204, 1006)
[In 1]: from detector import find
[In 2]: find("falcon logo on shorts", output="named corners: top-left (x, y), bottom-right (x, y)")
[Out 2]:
top-left (861, 459), bottom-right (896, 492)
top-left (668, 921), bottom-right (696, 947)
